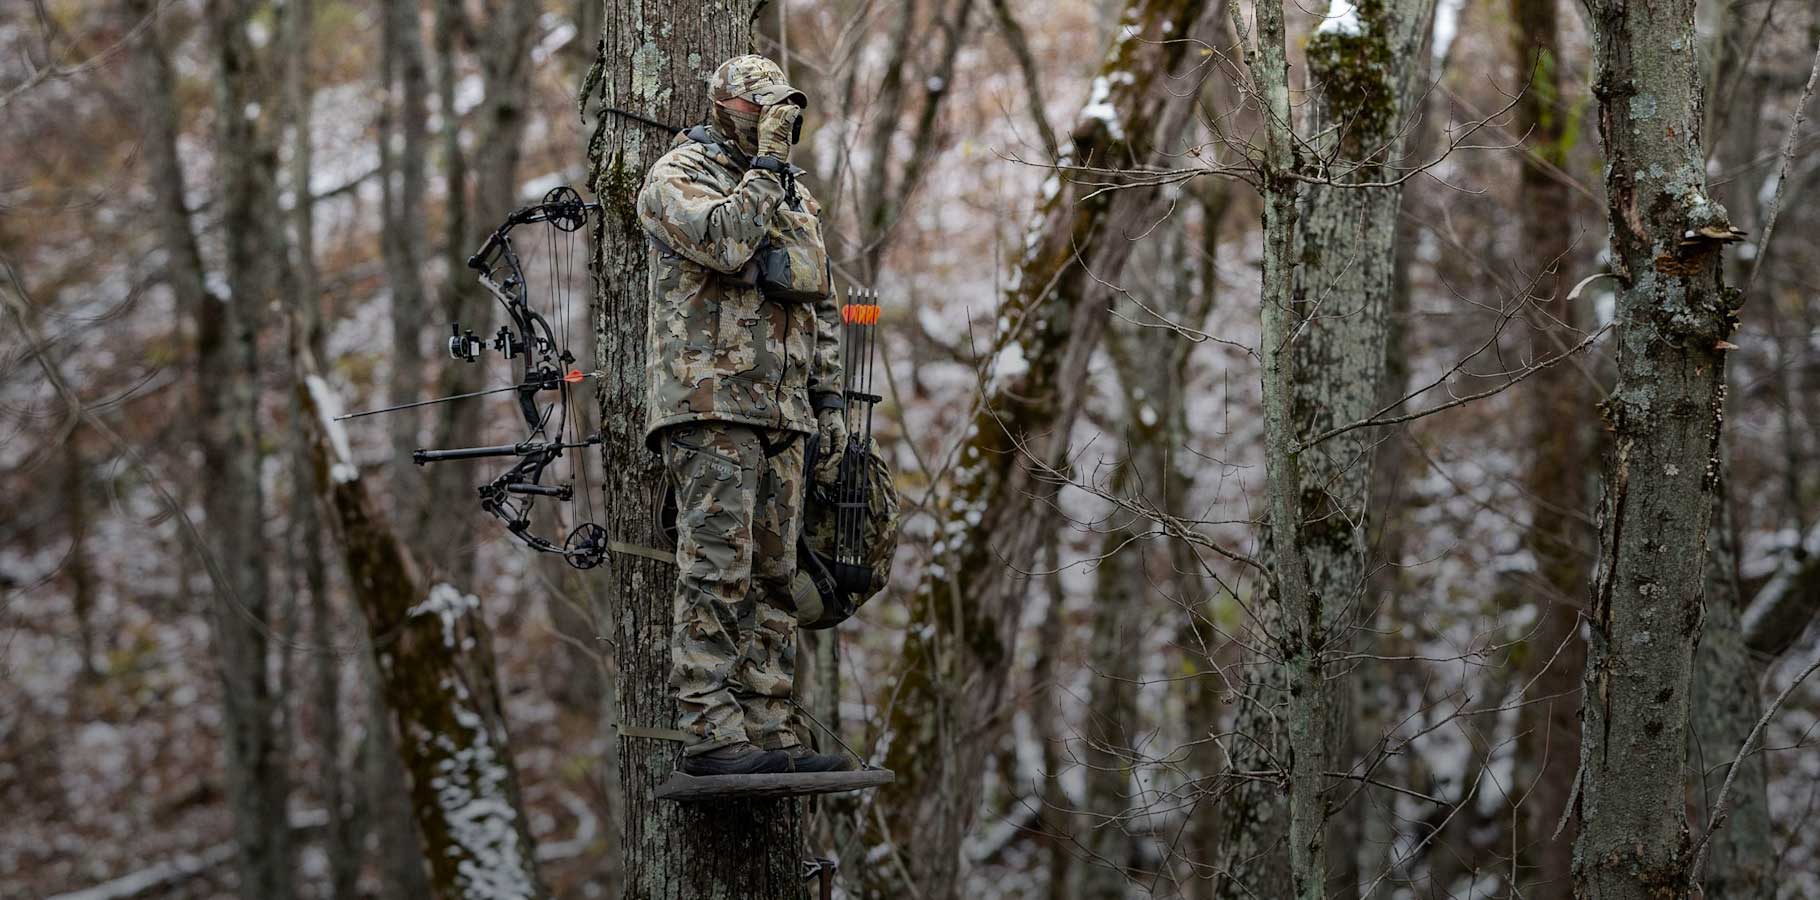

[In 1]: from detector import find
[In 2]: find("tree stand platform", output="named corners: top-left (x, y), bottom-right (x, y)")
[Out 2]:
top-left (655, 768), bottom-right (895, 801)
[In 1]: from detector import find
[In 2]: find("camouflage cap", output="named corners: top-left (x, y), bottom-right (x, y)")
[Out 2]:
top-left (710, 55), bottom-right (807, 109)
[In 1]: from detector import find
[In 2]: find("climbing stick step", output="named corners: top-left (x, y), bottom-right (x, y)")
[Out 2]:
top-left (655, 768), bottom-right (895, 802)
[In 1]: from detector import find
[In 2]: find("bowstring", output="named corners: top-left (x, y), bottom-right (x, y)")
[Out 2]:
top-left (563, 219), bottom-right (598, 531)
top-left (540, 207), bottom-right (598, 544)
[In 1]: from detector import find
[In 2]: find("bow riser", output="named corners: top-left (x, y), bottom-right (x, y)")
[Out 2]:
top-left (343, 185), bottom-right (609, 569)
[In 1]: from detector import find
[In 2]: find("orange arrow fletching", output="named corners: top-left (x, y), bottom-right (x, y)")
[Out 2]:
top-left (564, 369), bottom-right (586, 383)
top-left (840, 301), bottom-right (882, 324)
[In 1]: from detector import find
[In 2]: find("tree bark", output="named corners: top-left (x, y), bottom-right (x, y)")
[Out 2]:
top-left (1689, 496), bottom-right (1773, 900)
top-left (858, 2), bottom-right (1225, 895)
top-left (299, 366), bottom-right (548, 900)
top-left (1297, 0), bottom-right (1434, 895)
top-left (1572, 0), bottom-right (1740, 893)
top-left (201, 0), bottom-right (296, 894)
top-left (1220, 0), bottom-right (1431, 895)
top-left (1506, 0), bottom-right (1594, 890)
top-left (132, 4), bottom-right (294, 886)
top-left (1245, 1), bottom-right (1318, 887)
top-left (364, 658), bottom-right (438, 900)
top-left (584, 5), bottom-right (807, 898)
top-left (380, 0), bottom-right (432, 514)
top-left (1076, 192), bottom-right (1215, 900)
top-left (426, 0), bottom-right (536, 578)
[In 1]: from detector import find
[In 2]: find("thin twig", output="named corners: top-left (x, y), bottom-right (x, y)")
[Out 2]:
top-left (1296, 323), bottom-right (1613, 452)
top-left (1743, 40), bottom-right (1820, 297)
top-left (1687, 651), bottom-right (1820, 883)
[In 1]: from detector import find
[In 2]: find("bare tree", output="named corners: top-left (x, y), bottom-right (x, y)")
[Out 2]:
top-left (1217, 0), bottom-right (1434, 894)
top-left (128, 0), bottom-right (296, 893)
top-left (425, 0), bottom-right (538, 578)
top-left (1571, 0), bottom-right (1742, 893)
top-left (858, 2), bottom-right (1228, 894)
top-left (1073, 200), bottom-right (1218, 899)
top-left (298, 361), bottom-right (547, 900)
top-left (379, 0), bottom-right (432, 512)
top-left (1505, 0), bottom-right (1594, 889)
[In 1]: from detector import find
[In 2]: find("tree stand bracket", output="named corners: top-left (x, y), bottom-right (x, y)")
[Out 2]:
top-left (655, 767), bottom-right (896, 801)
top-left (618, 722), bottom-right (896, 800)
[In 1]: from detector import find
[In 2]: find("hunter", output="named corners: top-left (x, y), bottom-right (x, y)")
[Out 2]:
top-left (637, 55), bottom-right (850, 776)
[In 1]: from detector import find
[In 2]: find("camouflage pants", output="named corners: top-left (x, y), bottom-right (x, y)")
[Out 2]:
top-left (662, 421), bottom-right (806, 756)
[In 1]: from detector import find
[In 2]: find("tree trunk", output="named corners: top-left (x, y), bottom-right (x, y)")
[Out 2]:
top-left (1032, 550), bottom-right (1077, 900)
top-left (1221, 0), bottom-right (1432, 895)
top-left (1689, 499), bottom-right (1772, 900)
top-left (1240, 0), bottom-right (1320, 893)
top-left (426, 0), bottom-right (536, 578)
top-left (584, 6), bottom-right (807, 898)
top-left (859, 2), bottom-right (1226, 895)
top-left (1073, 416), bottom-right (1157, 900)
top-left (364, 657), bottom-right (438, 900)
top-left (1297, 0), bottom-right (1434, 895)
top-left (203, 0), bottom-right (295, 894)
top-left (298, 366), bottom-right (547, 900)
top-left (1572, 0), bottom-right (1740, 893)
top-left (1179, 179), bottom-right (1232, 900)
top-left (62, 444), bottom-right (100, 681)
top-left (133, 4), bottom-right (293, 888)
top-left (1507, 0), bottom-right (1593, 891)
top-left (281, 0), bottom-right (364, 891)
top-left (1352, 173), bottom-right (1421, 898)
top-left (380, 0), bottom-right (432, 514)
top-left (1077, 193), bottom-right (1215, 900)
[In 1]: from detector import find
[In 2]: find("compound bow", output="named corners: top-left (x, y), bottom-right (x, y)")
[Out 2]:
top-left (340, 185), bottom-right (609, 569)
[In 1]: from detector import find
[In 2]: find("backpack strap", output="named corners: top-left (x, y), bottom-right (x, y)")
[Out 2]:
top-left (684, 124), bottom-right (808, 176)
top-left (683, 124), bottom-right (800, 208)
top-left (684, 124), bottom-right (721, 150)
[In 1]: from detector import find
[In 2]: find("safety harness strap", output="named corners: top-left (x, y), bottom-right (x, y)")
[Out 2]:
top-left (608, 540), bottom-right (675, 566)
top-left (614, 723), bottom-right (691, 743)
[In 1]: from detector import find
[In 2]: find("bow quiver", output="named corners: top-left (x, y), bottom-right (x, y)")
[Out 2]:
top-left (792, 287), bottom-right (898, 629)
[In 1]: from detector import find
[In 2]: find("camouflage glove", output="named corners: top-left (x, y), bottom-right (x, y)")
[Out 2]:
top-left (814, 408), bottom-right (847, 486)
top-left (757, 103), bottom-right (801, 162)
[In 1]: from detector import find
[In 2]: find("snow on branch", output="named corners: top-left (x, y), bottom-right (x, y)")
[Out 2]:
top-left (304, 374), bottom-right (360, 483)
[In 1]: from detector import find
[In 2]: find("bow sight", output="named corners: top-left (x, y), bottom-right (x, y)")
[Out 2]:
top-left (338, 185), bottom-right (610, 569)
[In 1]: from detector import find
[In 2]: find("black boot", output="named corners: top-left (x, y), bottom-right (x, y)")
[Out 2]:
top-left (677, 742), bottom-right (792, 776)
top-left (780, 746), bottom-right (855, 773)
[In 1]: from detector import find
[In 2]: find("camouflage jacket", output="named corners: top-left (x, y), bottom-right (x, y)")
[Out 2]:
top-left (638, 126), bottom-right (842, 449)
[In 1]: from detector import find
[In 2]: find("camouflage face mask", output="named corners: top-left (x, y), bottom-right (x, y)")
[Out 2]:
top-left (712, 102), bottom-right (761, 157)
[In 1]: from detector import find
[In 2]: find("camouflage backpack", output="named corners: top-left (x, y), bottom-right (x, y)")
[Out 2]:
top-left (791, 435), bottom-right (899, 629)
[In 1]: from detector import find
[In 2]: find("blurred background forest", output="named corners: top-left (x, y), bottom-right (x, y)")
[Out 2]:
top-left (2, 0), bottom-right (1818, 897)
